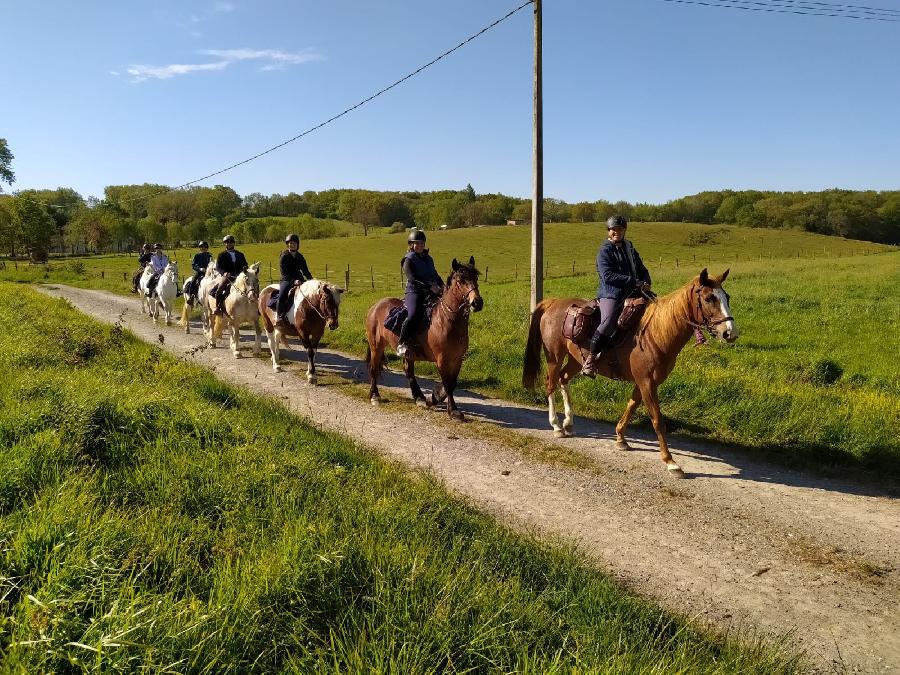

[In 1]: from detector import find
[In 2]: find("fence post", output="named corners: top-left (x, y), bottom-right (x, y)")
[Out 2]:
top-left (545, 260), bottom-right (549, 279)
top-left (325, 263), bottom-right (328, 281)
top-left (269, 262), bottom-right (273, 284)
top-left (123, 272), bottom-right (127, 281)
top-left (101, 270), bottom-right (104, 279)
top-left (345, 264), bottom-right (350, 290)
top-left (675, 257), bottom-right (679, 268)
top-left (370, 266), bottom-right (374, 289)
top-left (572, 260), bottom-right (575, 275)
top-left (515, 263), bottom-right (517, 280)
top-left (484, 266), bottom-right (488, 282)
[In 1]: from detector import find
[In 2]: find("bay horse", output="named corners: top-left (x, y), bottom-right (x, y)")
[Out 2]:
top-left (522, 269), bottom-right (738, 477)
top-left (258, 279), bottom-right (344, 380)
top-left (365, 257), bottom-right (483, 419)
top-left (205, 262), bottom-right (262, 357)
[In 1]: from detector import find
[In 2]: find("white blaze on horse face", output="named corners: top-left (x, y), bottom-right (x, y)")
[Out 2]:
top-left (713, 288), bottom-right (739, 342)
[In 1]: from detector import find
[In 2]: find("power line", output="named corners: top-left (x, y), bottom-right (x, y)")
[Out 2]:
top-left (108, 0), bottom-right (535, 211)
top-left (656, 0), bottom-right (900, 20)
top-left (774, 0), bottom-right (900, 15)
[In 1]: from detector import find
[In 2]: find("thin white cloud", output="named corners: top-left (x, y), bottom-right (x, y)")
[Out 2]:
top-left (212, 1), bottom-right (236, 12)
top-left (125, 47), bottom-right (322, 83)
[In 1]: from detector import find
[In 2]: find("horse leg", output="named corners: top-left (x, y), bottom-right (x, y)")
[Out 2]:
top-left (441, 369), bottom-right (464, 421)
top-left (266, 325), bottom-right (281, 371)
top-left (404, 358), bottom-right (429, 408)
top-left (559, 357), bottom-right (582, 436)
top-left (231, 321), bottom-right (241, 358)
top-left (639, 382), bottom-right (685, 478)
top-left (368, 338), bottom-right (385, 405)
top-left (305, 341), bottom-right (317, 385)
top-left (615, 386), bottom-right (643, 451)
top-left (430, 382), bottom-right (447, 405)
top-left (164, 300), bottom-right (172, 326)
top-left (252, 318), bottom-right (261, 356)
top-left (545, 355), bottom-right (564, 437)
top-left (180, 300), bottom-right (191, 333)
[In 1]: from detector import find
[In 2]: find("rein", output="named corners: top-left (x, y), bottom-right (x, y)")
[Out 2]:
top-left (439, 287), bottom-right (476, 316)
top-left (296, 284), bottom-right (329, 322)
top-left (637, 285), bottom-right (731, 346)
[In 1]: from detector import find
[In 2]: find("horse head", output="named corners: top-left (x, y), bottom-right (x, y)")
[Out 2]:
top-left (447, 256), bottom-right (484, 313)
top-left (164, 262), bottom-right (178, 280)
top-left (694, 269), bottom-right (739, 343)
top-left (321, 282), bottom-right (344, 330)
top-left (234, 262), bottom-right (261, 301)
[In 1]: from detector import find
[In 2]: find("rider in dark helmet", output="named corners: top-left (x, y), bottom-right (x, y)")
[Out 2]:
top-left (147, 243), bottom-right (169, 295)
top-left (582, 215), bottom-right (651, 377)
top-left (397, 229), bottom-right (443, 356)
top-left (132, 243), bottom-right (153, 293)
top-left (213, 234), bottom-right (248, 315)
top-left (275, 233), bottom-right (313, 330)
top-left (188, 241), bottom-right (212, 299)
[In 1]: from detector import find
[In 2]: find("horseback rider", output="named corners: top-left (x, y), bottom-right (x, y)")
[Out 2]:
top-left (213, 234), bottom-right (248, 315)
top-left (132, 243), bottom-right (152, 293)
top-left (582, 215), bottom-right (651, 377)
top-left (275, 233), bottom-right (313, 330)
top-left (397, 229), bottom-right (444, 356)
top-left (188, 240), bottom-right (212, 299)
top-left (147, 243), bottom-right (169, 296)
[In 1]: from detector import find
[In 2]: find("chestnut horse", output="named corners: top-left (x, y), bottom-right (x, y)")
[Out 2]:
top-left (522, 269), bottom-right (738, 477)
top-left (365, 257), bottom-right (483, 419)
top-left (258, 279), bottom-right (344, 380)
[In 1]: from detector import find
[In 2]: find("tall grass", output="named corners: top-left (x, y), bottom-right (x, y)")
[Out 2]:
top-left (3, 222), bottom-right (898, 476)
top-left (0, 284), bottom-right (797, 672)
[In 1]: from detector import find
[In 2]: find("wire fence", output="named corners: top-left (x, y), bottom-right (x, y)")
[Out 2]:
top-left (1, 246), bottom-right (892, 291)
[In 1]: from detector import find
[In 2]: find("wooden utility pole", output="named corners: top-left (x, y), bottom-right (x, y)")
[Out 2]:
top-left (530, 0), bottom-right (543, 312)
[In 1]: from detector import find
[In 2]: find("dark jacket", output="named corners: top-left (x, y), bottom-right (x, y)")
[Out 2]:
top-left (279, 250), bottom-right (312, 284)
top-left (596, 239), bottom-right (651, 301)
top-left (192, 251), bottom-right (213, 274)
top-left (216, 249), bottom-right (248, 277)
top-left (402, 250), bottom-right (442, 295)
top-left (138, 252), bottom-right (152, 267)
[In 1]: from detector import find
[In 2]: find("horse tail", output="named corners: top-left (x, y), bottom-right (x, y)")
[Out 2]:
top-left (178, 302), bottom-right (190, 327)
top-left (365, 343), bottom-right (371, 368)
top-left (522, 300), bottom-right (550, 390)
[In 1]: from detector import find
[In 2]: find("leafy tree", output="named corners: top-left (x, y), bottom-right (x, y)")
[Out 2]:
top-left (0, 139), bottom-right (14, 192)
top-left (8, 193), bottom-right (55, 259)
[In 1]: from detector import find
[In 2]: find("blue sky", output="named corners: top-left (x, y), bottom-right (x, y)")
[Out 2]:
top-left (2, 0), bottom-right (898, 203)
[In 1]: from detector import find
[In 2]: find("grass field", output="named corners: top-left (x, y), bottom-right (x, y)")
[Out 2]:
top-left (0, 285), bottom-right (796, 672)
top-left (4, 222), bottom-right (898, 476)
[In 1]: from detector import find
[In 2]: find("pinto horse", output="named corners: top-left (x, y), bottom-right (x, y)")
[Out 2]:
top-left (365, 257), bottom-right (483, 419)
top-left (522, 269), bottom-right (738, 477)
top-left (205, 262), bottom-right (262, 357)
top-left (258, 279), bottom-right (344, 380)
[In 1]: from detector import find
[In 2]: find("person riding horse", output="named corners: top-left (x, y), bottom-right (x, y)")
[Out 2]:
top-left (582, 215), bottom-right (651, 377)
top-left (397, 229), bottom-right (444, 356)
top-left (132, 243), bottom-right (153, 293)
top-left (187, 240), bottom-right (213, 299)
top-left (213, 234), bottom-right (248, 315)
top-left (146, 243), bottom-right (169, 296)
top-left (275, 233), bottom-right (314, 330)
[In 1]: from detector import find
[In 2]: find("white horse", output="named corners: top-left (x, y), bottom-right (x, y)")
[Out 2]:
top-left (153, 262), bottom-right (179, 326)
top-left (193, 265), bottom-right (219, 338)
top-left (137, 266), bottom-right (154, 316)
top-left (206, 262), bottom-right (262, 357)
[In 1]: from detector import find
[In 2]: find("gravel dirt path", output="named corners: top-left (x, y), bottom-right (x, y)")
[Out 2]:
top-left (40, 285), bottom-right (899, 673)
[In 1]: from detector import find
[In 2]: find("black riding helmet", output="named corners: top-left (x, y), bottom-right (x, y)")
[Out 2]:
top-left (198, 240), bottom-right (209, 248)
top-left (222, 234), bottom-right (236, 244)
top-left (407, 229), bottom-right (426, 243)
top-left (142, 243), bottom-right (151, 251)
top-left (606, 215), bottom-right (628, 230)
top-left (285, 233), bottom-right (300, 245)
top-left (154, 242), bottom-right (163, 249)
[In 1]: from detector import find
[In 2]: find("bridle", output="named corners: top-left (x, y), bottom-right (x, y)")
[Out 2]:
top-left (232, 272), bottom-right (259, 301)
top-left (296, 284), bottom-right (334, 323)
top-left (439, 278), bottom-right (479, 316)
top-left (638, 284), bottom-right (733, 344)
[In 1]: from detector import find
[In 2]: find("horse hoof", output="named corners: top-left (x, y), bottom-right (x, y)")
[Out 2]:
top-left (233, 352), bottom-right (242, 358)
top-left (563, 424), bottom-right (574, 436)
top-left (273, 365), bottom-right (282, 373)
top-left (450, 410), bottom-right (465, 421)
top-left (553, 429), bottom-right (566, 439)
top-left (415, 398), bottom-right (429, 409)
top-left (615, 441), bottom-right (630, 451)
top-left (667, 465), bottom-right (687, 479)
top-left (370, 396), bottom-right (381, 406)
top-left (307, 376), bottom-right (317, 385)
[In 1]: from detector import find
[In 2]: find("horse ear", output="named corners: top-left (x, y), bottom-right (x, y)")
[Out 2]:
top-left (468, 255), bottom-right (475, 267)
top-left (452, 258), bottom-right (460, 271)
top-left (699, 268), bottom-right (710, 286)
top-left (716, 268), bottom-right (730, 284)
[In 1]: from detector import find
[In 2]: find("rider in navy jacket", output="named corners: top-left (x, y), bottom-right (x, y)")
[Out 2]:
top-left (188, 241), bottom-right (213, 298)
top-left (583, 216), bottom-right (651, 377)
top-left (397, 229), bottom-right (443, 355)
top-left (132, 244), bottom-right (153, 293)
top-left (275, 233), bottom-right (313, 329)
top-left (213, 234), bottom-right (249, 313)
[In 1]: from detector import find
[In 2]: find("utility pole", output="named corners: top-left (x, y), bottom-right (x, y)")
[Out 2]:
top-left (530, 0), bottom-right (543, 312)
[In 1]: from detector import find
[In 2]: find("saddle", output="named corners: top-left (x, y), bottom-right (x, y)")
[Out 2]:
top-left (266, 287), bottom-right (298, 325)
top-left (562, 301), bottom-right (600, 349)
top-left (383, 297), bottom-right (437, 338)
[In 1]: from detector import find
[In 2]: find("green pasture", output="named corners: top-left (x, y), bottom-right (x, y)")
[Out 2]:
top-left (0, 285), bottom-right (796, 672)
top-left (3, 222), bottom-right (898, 476)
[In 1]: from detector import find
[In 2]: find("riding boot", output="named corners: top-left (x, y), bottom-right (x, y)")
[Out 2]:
top-left (397, 316), bottom-right (417, 356)
top-left (275, 315), bottom-right (290, 330)
top-left (582, 334), bottom-right (613, 378)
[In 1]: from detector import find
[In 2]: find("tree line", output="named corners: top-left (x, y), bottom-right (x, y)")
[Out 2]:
top-left (1, 139), bottom-right (897, 259)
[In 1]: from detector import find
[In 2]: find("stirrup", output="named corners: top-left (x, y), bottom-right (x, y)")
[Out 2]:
top-left (581, 353), bottom-right (597, 379)
top-left (396, 343), bottom-right (409, 356)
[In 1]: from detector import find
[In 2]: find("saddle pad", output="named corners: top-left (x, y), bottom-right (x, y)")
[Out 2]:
top-left (383, 305), bottom-right (407, 336)
top-left (267, 288), bottom-right (299, 325)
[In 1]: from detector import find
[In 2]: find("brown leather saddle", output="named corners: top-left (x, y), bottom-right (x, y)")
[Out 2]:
top-left (562, 296), bottom-right (649, 349)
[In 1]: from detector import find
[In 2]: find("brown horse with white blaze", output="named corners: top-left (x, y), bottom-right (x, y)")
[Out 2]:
top-left (365, 257), bottom-right (483, 419)
top-left (522, 269), bottom-right (739, 477)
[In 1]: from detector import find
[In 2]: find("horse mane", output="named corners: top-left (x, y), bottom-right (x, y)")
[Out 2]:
top-left (232, 271), bottom-right (252, 294)
top-left (446, 262), bottom-right (480, 289)
top-left (639, 278), bottom-right (696, 345)
top-left (298, 279), bottom-right (342, 307)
